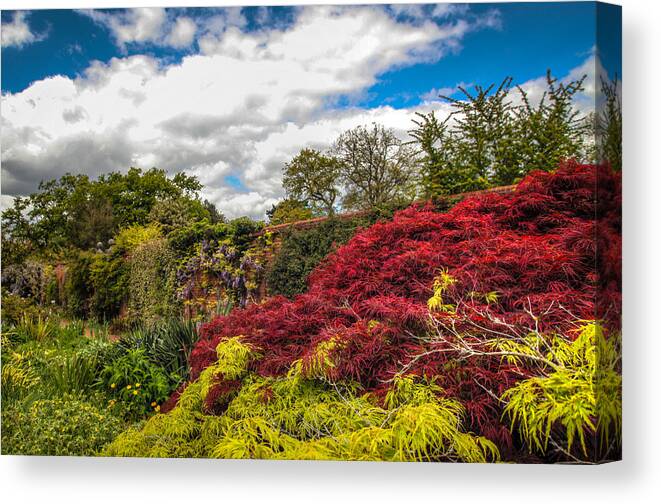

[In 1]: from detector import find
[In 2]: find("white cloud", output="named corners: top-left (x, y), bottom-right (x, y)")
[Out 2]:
top-left (2, 5), bottom-right (501, 219)
top-left (1, 11), bottom-right (43, 48)
top-left (80, 7), bottom-right (247, 50)
top-left (166, 16), bottom-right (196, 48)
top-left (515, 53), bottom-right (598, 115)
top-left (0, 194), bottom-right (16, 213)
top-left (84, 8), bottom-right (167, 48)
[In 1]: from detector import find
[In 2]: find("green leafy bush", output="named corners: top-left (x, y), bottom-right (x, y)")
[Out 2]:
top-left (89, 252), bottom-right (129, 321)
top-left (267, 199), bottom-right (314, 225)
top-left (64, 251), bottom-right (94, 318)
top-left (0, 291), bottom-right (44, 327)
top-left (114, 223), bottom-right (162, 254)
top-left (99, 348), bottom-right (177, 418)
top-left (13, 315), bottom-right (58, 344)
top-left (266, 217), bottom-right (372, 298)
top-left (127, 238), bottom-right (179, 326)
top-left (148, 197), bottom-right (208, 235)
top-left (1, 395), bottom-right (123, 456)
top-left (47, 352), bottom-right (99, 395)
top-left (168, 217), bottom-right (263, 262)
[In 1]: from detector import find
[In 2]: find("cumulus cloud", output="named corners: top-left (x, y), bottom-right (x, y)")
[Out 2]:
top-left (166, 16), bottom-right (197, 48)
top-left (2, 5), bottom-right (501, 219)
top-left (82, 8), bottom-right (167, 48)
top-left (80, 7), bottom-right (247, 50)
top-left (1, 11), bottom-right (45, 48)
top-left (81, 7), bottom-right (199, 50)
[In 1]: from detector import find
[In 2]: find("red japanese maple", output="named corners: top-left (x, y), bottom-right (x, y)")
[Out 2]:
top-left (185, 161), bottom-right (621, 449)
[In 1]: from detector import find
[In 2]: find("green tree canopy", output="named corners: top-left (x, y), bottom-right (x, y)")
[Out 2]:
top-left (282, 148), bottom-right (342, 215)
top-left (148, 196), bottom-right (209, 235)
top-left (1, 167), bottom-right (207, 255)
top-left (333, 123), bottom-right (418, 210)
top-left (410, 72), bottom-right (591, 196)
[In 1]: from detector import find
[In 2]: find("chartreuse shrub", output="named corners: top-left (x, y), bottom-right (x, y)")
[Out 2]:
top-left (1, 394), bottom-right (123, 456)
top-left (114, 223), bottom-right (162, 253)
top-left (104, 337), bottom-right (498, 462)
top-left (500, 322), bottom-right (622, 461)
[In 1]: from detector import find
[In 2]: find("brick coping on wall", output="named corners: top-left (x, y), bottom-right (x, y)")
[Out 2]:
top-left (256, 184), bottom-right (517, 237)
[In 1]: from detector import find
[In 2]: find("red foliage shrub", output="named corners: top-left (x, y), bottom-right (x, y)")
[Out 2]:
top-left (203, 378), bottom-right (243, 415)
top-left (187, 162), bottom-right (621, 447)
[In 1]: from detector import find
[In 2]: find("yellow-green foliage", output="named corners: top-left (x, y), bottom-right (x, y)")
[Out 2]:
top-left (14, 314), bottom-right (58, 343)
top-left (104, 339), bottom-right (498, 462)
top-left (500, 322), bottom-right (621, 458)
top-left (114, 224), bottom-right (162, 253)
top-left (213, 336), bottom-right (258, 379)
top-left (427, 269), bottom-right (457, 313)
top-left (300, 336), bottom-right (345, 379)
top-left (2, 395), bottom-right (123, 456)
top-left (1, 348), bottom-right (42, 404)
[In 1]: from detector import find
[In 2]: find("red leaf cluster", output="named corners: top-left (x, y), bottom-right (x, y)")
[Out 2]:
top-left (187, 162), bottom-right (621, 447)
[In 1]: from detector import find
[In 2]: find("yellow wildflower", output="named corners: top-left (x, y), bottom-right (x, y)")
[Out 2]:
top-left (110, 383), bottom-right (116, 389)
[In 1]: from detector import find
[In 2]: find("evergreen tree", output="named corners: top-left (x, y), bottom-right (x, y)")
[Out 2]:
top-left (596, 75), bottom-right (622, 171)
top-left (514, 71), bottom-right (589, 178)
top-left (411, 71), bottom-right (592, 197)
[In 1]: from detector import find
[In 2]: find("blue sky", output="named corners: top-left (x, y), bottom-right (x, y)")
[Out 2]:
top-left (0, 3), bottom-right (621, 218)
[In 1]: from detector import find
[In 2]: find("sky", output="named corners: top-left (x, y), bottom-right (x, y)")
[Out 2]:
top-left (0, 2), bottom-right (621, 219)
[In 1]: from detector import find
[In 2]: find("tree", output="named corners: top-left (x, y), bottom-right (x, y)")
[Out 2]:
top-left (410, 72), bottom-right (592, 197)
top-left (596, 75), bottom-right (622, 171)
top-left (203, 199), bottom-right (226, 224)
top-left (149, 196), bottom-right (209, 235)
top-left (1, 167), bottom-right (206, 255)
top-left (267, 199), bottom-right (314, 226)
top-left (437, 78), bottom-right (519, 190)
top-left (97, 167), bottom-right (202, 228)
top-left (409, 111), bottom-right (474, 197)
top-left (68, 196), bottom-right (116, 249)
top-left (514, 71), bottom-right (589, 180)
top-left (333, 123), bottom-right (418, 210)
top-left (282, 149), bottom-right (341, 215)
